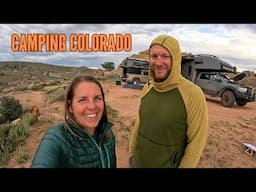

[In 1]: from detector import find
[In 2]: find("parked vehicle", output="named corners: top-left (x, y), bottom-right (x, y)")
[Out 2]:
top-left (121, 54), bottom-right (255, 107)
top-left (181, 54), bottom-right (255, 107)
top-left (121, 57), bottom-right (149, 85)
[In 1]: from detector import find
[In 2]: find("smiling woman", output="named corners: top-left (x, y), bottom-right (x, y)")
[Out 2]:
top-left (31, 75), bottom-right (116, 168)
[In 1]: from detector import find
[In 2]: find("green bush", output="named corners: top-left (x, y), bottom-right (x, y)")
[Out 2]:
top-left (0, 123), bottom-right (29, 165)
top-left (101, 62), bottom-right (115, 71)
top-left (15, 146), bottom-right (30, 164)
top-left (0, 96), bottom-right (23, 124)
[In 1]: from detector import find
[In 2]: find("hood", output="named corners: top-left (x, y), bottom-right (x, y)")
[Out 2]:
top-left (149, 35), bottom-right (182, 92)
top-left (231, 72), bottom-right (246, 82)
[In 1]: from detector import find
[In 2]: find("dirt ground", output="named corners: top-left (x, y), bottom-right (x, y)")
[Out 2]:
top-left (5, 81), bottom-right (256, 168)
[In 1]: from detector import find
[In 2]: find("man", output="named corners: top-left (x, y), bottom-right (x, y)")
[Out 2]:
top-left (129, 35), bottom-right (208, 168)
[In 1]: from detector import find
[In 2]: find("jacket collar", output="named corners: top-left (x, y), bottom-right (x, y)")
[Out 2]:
top-left (65, 118), bottom-right (113, 141)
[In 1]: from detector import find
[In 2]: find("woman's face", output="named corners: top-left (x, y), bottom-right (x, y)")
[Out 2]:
top-left (68, 82), bottom-right (104, 135)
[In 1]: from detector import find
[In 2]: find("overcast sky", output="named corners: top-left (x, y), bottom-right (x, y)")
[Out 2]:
top-left (0, 24), bottom-right (256, 72)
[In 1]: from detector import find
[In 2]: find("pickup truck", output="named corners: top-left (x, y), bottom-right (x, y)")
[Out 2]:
top-left (181, 54), bottom-right (255, 107)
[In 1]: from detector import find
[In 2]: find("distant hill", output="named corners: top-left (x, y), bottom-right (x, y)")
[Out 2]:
top-left (0, 61), bottom-right (92, 75)
top-left (0, 61), bottom-right (99, 92)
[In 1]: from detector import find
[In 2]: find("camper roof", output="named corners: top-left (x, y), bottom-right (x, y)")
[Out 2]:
top-left (126, 57), bottom-right (149, 62)
top-left (182, 54), bottom-right (236, 73)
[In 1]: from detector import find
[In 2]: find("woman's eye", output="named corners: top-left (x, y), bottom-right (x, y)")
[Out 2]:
top-left (78, 98), bottom-right (87, 103)
top-left (96, 96), bottom-right (103, 101)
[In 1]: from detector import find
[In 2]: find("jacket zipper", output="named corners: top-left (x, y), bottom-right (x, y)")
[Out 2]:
top-left (90, 136), bottom-right (107, 168)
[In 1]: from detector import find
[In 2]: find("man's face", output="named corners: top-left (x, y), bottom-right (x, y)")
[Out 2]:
top-left (149, 45), bottom-right (172, 82)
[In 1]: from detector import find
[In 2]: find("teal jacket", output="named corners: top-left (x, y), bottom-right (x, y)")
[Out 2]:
top-left (31, 119), bottom-right (116, 168)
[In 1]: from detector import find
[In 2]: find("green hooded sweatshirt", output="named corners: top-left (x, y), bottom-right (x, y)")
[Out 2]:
top-left (129, 35), bottom-right (208, 168)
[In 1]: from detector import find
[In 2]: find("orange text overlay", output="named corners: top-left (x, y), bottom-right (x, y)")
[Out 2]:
top-left (11, 33), bottom-right (132, 52)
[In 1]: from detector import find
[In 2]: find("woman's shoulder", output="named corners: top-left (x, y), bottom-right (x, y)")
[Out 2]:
top-left (43, 123), bottom-right (67, 140)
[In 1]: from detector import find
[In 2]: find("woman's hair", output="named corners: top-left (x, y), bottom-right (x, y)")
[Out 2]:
top-left (64, 75), bottom-right (108, 123)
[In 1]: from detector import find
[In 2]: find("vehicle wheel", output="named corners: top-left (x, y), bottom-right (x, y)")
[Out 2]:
top-left (221, 90), bottom-right (235, 107)
top-left (236, 98), bottom-right (247, 106)
top-left (133, 78), bottom-right (140, 85)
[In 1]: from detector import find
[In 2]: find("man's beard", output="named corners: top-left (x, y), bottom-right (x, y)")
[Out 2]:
top-left (153, 70), bottom-right (171, 83)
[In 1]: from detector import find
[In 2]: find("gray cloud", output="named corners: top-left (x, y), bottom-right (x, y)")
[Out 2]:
top-left (0, 24), bottom-right (255, 72)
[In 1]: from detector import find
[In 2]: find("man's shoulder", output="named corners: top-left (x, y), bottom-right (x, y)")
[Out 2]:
top-left (141, 82), bottom-right (153, 95)
top-left (180, 78), bottom-right (204, 96)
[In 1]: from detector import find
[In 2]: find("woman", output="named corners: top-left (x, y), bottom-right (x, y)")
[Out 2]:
top-left (31, 75), bottom-right (116, 168)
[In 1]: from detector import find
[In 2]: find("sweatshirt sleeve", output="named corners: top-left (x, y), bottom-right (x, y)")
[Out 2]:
top-left (178, 81), bottom-right (208, 168)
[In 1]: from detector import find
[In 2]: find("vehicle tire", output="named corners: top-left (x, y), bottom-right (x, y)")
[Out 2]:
top-left (132, 78), bottom-right (140, 85)
top-left (221, 90), bottom-right (235, 107)
top-left (236, 98), bottom-right (247, 106)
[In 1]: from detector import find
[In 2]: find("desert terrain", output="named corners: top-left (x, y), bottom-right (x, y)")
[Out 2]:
top-left (2, 80), bottom-right (256, 168)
